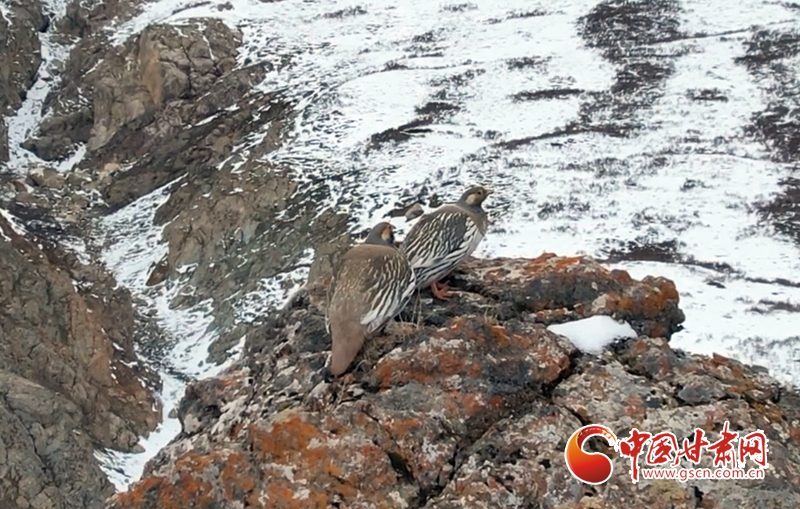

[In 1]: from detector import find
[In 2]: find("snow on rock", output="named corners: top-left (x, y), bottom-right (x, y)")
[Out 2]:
top-left (0, 207), bottom-right (28, 237)
top-left (4, 0), bottom-right (80, 172)
top-left (548, 315), bottom-right (637, 355)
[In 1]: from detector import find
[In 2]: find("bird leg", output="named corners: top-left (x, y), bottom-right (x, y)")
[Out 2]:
top-left (430, 280), bottom-right (451, 300)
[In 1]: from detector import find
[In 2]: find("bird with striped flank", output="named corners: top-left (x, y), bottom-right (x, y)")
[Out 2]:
top-left (326, 222), bottom-right (417, 376)
top-left (400, 185), bottom-right (493, 300)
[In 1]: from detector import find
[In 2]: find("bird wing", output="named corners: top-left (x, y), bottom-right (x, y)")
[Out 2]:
top-left (401, 207), bottom-right (483, 283)
top-left (354, 250), bottom-right (416, 333)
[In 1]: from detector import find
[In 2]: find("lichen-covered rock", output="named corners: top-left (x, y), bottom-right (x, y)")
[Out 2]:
top-left (103, 254), bottom-right (800, 508)
top-left (0, 212), bottom-right (161, 508)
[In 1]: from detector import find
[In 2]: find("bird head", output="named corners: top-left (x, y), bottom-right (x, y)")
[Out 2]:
top-left (460, 186), bottom-right (494, 207)
top-left (364, 221), bottom-right (396, 246)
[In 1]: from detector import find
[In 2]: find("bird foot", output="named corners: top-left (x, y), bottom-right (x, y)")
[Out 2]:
top-left (430, 281), bottom-right (451, 300)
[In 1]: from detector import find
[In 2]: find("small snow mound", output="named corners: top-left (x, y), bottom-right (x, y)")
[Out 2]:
top-left (547, 315), bottom-right (637, 355)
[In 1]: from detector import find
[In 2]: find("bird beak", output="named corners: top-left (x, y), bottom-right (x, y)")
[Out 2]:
top-left (484, 187), bottom-right (495, 196)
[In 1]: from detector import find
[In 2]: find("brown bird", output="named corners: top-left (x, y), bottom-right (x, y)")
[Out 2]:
top-left (400, 186), bottom-right (493, 300)
top-left (327, 222), bottom-right (416, 376)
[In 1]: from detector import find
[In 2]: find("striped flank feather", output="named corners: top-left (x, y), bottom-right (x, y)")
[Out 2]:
top-left (401, 207), bottom-right (484, 289)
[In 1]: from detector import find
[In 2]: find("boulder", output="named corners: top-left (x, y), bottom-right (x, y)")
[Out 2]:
top-left (26, 18), bottom-right (252, 176)
top-left (59, 0), bottom-right (145, 38)
top-left (28, 167), bottom-right (66, 189)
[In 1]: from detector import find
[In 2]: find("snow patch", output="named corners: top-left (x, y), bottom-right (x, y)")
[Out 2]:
top-left (0, 208), bottom-right (28, 237)
top-left (4, 0), bottom-right (81, 172)
top-left (548, 315), bottom-right (637, 355)
top-left (94, 372), bottom-right (184, 488)
top-left (615, 261), bottom-right (800, 384)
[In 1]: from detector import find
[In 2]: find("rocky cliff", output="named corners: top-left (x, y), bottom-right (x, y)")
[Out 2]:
top-left (1, 0), bottom-right (167, 506)
top-left (0, 208), bottom-right (160, 508)
top-left (106, 254), bottom-right (800, 508)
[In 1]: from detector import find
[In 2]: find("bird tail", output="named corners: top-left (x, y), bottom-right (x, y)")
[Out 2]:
top-left (329, 313), bottom-right (367, 376)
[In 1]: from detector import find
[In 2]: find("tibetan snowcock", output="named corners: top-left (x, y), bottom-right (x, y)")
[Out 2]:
top-left (401, 186), bottom-right (493, 299)
top-left (326, 222), bottom-right (416, 376)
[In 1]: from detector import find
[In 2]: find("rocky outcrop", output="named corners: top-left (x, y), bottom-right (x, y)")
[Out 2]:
top-left (59, 0), bottom-right (145, 38)
top-left (26, 18), bottom-right (270, 205)
top-left (0, 0), bottom-right (45, 116)
top-left (0, 212), bottom-right (160, 509)
top-left (105, 253), bottom-right (800, 508)
top-left (22, 8), bottom-right (345, 366)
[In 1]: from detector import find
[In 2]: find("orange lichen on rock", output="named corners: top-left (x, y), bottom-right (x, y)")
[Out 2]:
top-left (487, 324), bottom-right (509, 346)
top-left (111, 475), bottom-right (165, 506)
top-left (385, 416), bottom-right (424, 437)
top-left (751, 402), bottom-right (782, 423)
top-left (530, 252), bottom-right (558, 263)
top-left (155, 471), bottom-right (216, 509)
top-left (522, 253), bottom-right (584, 276)
top-left (219, 450), bottom-right (257, 498)
top-left (261, 476), bottom-right (328, 509)
top-left (623, 394), bottom-right (646, 419)
top-left (441, 391), bottom-right (487, 419)
top-left (645, 276), bottom-right (680, 302)
top-left (247, 411), bottom-right (326, 465)
top-left (534, 342), bottom-right (572, 383)
top-left (373, 343), bottom-right (482, 389)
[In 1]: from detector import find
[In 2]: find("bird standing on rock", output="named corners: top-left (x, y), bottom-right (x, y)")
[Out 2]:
top-left (327, 222), bottom-right (416, 376)
top-left (401, 186), bottom-right (493, 300)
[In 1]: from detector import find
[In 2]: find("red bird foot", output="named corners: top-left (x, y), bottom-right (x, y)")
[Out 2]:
top-left (430, 281), bottom-right (451, 300)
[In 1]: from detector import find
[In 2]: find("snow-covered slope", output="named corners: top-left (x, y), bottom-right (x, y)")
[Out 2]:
top-left (4, 0), bottom-right (799, 491)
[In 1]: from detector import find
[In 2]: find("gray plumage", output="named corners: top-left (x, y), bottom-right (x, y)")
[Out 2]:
top-left (327, 222), bottom-right (416, 376)
top-left (400, 186), bottom-right (493, 291)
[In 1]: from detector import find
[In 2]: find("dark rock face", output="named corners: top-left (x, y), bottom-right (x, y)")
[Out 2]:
top-left (23, 9), bottom-right (352, 367)
top-left (105, 254), bottom-right (800, 508)
top-left (0, 214), bottom-right (160, 508)
top-left (0, 0), bottom-right (45, 116)
top-left (18, 16), bottom-right (334, 367)
top-left (0, 371), bottom-right (111, 509)
top-left (0, 120), bottom-right (7, 162)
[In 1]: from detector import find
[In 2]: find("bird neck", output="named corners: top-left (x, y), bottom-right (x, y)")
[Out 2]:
top-left (457, 200), bottom-right (484, 214)
top-left (364, 232), bottom-right (393, 246)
